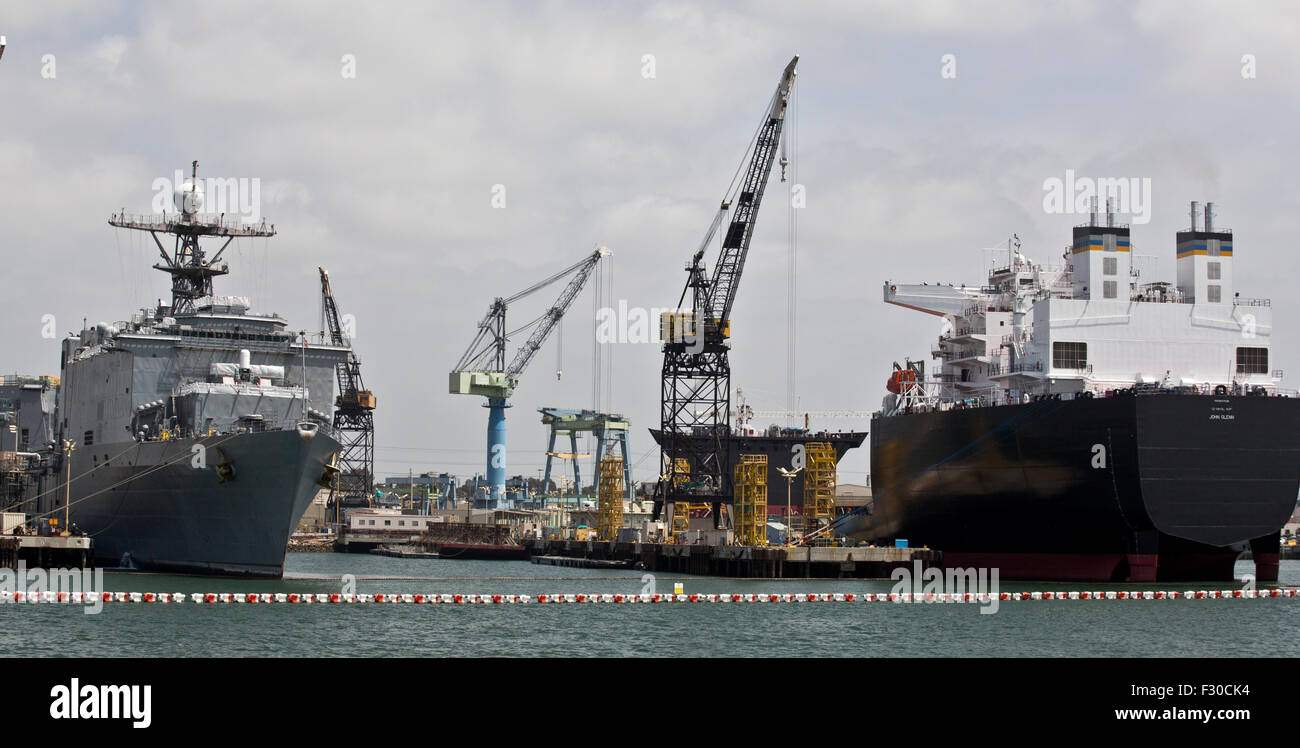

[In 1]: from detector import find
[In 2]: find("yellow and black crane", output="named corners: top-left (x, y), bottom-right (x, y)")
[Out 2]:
top-left (655, 56), bottom-right (798, 525)
top-left (319, 267), bottom-right (375, 515)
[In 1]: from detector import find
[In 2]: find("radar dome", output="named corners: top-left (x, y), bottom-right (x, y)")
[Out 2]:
top-left (174, 180), bottom-right (204, 214)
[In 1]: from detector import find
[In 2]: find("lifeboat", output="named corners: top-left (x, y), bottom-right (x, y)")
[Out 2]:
top-left (887, 368), bottom-right (917, 394)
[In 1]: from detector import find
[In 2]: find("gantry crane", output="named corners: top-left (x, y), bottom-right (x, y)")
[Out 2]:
top-left (655, 56), bottom-right (798, 523)
top-left (539, 407), bottom-right (633, 502)
top-left (319, 267), bottom-right (376, 513)
top-left (450, 247), bottom-right (610, 506)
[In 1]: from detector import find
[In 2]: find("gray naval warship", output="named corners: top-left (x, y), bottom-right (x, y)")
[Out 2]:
top-left (37, 163), bottom-right (347, 577)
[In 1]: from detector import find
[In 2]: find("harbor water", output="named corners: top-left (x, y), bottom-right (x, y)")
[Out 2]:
top-left (3, 556), bottom-right (1298, 658)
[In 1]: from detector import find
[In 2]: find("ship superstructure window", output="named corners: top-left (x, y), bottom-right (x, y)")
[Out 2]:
top-left (1236, 347), bottom-right (1269, 375)
top-left (1207, 285), bottom-right (1221, 303)
top-left (83, 430), bottom-right (94, 446)
top-left (1103, 257), bottom-right (1117, 276)
top-left (1103, 281), bottom-right (1117, 299)
top-left (1052, 341), bottom-right (1088, 370)
top-left (1207, 262), bottom-right (1221, 280)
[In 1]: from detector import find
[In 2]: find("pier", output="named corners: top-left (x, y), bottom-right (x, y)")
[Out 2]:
top-left (523, 539), bottom-right (937, 579)
top-left (0, 535), bottom-right (92, 570)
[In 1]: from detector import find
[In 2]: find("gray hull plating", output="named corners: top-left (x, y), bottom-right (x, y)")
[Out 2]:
top-left (56, 428), bottom-right (339, 577)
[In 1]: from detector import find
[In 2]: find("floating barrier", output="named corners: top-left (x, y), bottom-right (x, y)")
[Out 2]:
top-left (0, 589), bottom-right (1296, 605)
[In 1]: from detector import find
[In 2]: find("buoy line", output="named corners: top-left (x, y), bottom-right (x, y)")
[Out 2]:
top-left (1, 589), bottom-right (1296, 605)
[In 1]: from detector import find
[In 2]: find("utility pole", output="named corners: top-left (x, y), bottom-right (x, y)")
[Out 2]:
top-left (62, 439), bottom-right (75, 533)
top-left (778, 466), bottom-right (802, 544)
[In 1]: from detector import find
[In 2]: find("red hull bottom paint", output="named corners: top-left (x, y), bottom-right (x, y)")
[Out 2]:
top-left (942, 552), bottom-right (1126, 582)
top-left (1252, 553), bottom-right (1280, 582)
top-left (1126, 554), bottom-right (1158, 583)
top-left (941, 551), bottom-right (1249, 583)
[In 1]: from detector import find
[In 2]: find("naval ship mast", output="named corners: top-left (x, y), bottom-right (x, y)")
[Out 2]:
top-left (109, 160), bottom-right (276, 315)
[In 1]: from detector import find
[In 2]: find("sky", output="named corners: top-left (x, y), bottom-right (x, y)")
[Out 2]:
top-left (2, 0), bottom-right (1299, 489)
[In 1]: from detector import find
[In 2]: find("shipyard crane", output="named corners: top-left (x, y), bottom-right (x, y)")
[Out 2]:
top-left (450, 247), bottom-right (610, 506)
top-left (319, 267), bottom-right (376, 514)
top-left (656, 56), bottom-right (798, 523)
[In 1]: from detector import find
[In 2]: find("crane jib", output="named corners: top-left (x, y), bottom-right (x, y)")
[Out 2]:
top-left (657, 56), bottom-right (797, 515)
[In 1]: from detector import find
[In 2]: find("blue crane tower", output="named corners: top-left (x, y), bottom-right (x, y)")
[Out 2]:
top-left (539, 407), bottom-right (633, 502)
top-left (449, 247), bottom-right (610, 507)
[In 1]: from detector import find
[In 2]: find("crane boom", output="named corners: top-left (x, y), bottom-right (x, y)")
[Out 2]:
top-left (707, 55), bottom-right (798, 335)
top-left (505, 247), bottom-right (608, 381)
top-left (318, 266), bottom-right (375, 512)
top-left (657, 56), bottom-right (798, 522)
top-left (449, 246), bottom-right (610, 506)
top-left (451, 246), bottom-right (609, 398)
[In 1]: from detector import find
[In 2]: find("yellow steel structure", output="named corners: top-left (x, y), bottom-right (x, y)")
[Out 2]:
top-left (733, 454), bottom-right (768, 546)
top-left (666, 457), bottom-right (703, 542)
top-left (802, 442), bottom-right (836, 535)
top-left (596, 455), bottom-right (625, 541)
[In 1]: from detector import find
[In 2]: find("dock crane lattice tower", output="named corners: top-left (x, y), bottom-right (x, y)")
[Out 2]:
top-left (450, 247), bottom-right (610, 507)
top-left (319, 267), bottom-right (376, 512)
top-left (655, 56), bottom-right (798, 523)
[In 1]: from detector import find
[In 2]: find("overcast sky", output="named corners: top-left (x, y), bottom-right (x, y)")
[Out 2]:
top-left (2, 0), bottom-right (1299, 488)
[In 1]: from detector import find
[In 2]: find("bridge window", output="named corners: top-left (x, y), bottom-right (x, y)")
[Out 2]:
top-left (1053, 342), bottom-right (1087, 370)
top-left (1236, 347), bottom-right (1268, 375)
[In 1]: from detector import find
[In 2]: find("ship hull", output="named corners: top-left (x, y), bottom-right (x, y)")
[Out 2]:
top-left (853, 393), bottom-right (1300, 582)
top-left (647, 429), bottom-right (866, 511)
top-left (49, 428), bottom-right (339, 578)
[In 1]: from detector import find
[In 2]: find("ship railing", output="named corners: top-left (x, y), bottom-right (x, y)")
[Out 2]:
top-left (110, 211), bottom-right (276, 235)
top-left (1233, 297), bottom-right (1271, 307)
top-left (995, 361), bottom-right (1043, 374)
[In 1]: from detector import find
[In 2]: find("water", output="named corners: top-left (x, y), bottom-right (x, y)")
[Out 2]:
top-left (3, 555), bottom-right (1298, 657)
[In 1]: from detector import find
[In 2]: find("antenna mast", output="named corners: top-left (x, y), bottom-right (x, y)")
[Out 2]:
top-left (108, 160), bottom-right (276, 314)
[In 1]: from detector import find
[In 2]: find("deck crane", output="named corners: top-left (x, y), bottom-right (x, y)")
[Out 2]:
top-left (450, 247), bottom-right (610, 507)
top-left (319, 267), bottom-right (376, 514)
top-left (656, 56), bottom-right (798, 523)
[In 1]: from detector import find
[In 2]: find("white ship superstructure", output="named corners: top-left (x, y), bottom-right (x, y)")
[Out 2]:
top-left (881, 201), bottom-right (1275, 414)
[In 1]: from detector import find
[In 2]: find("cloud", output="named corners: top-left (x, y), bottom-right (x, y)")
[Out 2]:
top-left (1, 1), bottom-right (1298, 489)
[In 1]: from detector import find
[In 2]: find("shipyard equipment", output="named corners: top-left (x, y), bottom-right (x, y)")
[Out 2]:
top-left (656, 57), bottom-right (798, 523)
top-left (733, 454), bottom-right (768, 546)
top-left (539, 407), bottom-right (633, 501)
top-left (451, 247), bottom-right (610, 506)
top-left (319, 267), bottom-right (376, 513)
top-left (596, 455), bottom-right (625, 541)
top-left (801, 442), bottom-right (836, 534)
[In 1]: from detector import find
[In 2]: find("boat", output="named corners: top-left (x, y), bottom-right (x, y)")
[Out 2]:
top-left (648, 388), bottom-right (866, 518)
top-left (847, 200), bottom-right (1300, 582)
top-left (33, 162), bottom-right (347, 577)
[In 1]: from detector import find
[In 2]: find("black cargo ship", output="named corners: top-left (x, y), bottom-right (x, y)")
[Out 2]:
top-left (856, 391), bottom-right (1298, 581)
top-left (850, 203), bottom-right (1298, 581)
